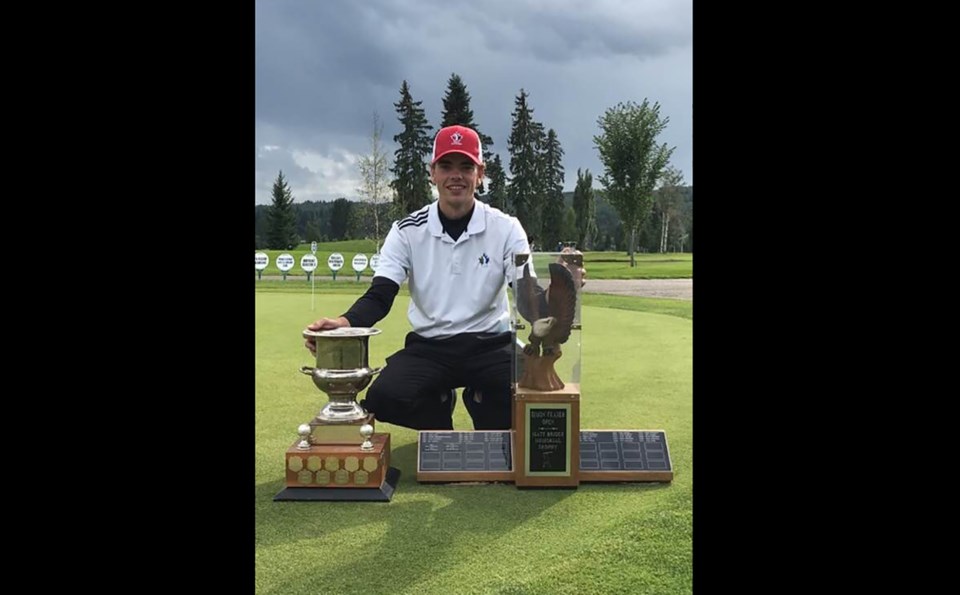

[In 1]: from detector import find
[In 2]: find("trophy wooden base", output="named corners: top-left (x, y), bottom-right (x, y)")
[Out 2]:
top-left (279, 433), bottom-right (395, 498)
top-left (513, 384), bottom-right (580, 488)
top-left (309, 413), bottom-right (375, 445)
top-left (274, 467), bottom-right (400, 501)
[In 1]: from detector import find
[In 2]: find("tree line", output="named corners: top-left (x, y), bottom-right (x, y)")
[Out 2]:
top-left (259, 74), bottom-right (692, 260)
top-left (256, 185), bottom-right (691, 254)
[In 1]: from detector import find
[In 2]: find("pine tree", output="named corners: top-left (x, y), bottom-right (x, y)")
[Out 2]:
top-left (440, 74), bottom-right (476, 130)
top-left (390, 80), bottom-right (433, 218)
top-left (440, 73), bottom-right (495, 193)
top-left (330, 197), bottom-right (353, 241)
top-left (485, 154), bottom-right (508, 211)
top-left (539, 129), bottom-right (565, 249)
top-left (267, 170), bottom-right (298, 249)
top-left (507, 89), bottom-right (542, 237)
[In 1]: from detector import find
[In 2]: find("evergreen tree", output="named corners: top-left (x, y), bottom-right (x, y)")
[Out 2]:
top-left (390, 80), bottom-right (433, 218)
top-left (304, 216), bottom-right (325, 243)
top-left (330, 197), bottom-right (353, 241)
top-left (267, 170), bottom-right (299, 249)
top-left (539, 129), bottom-right (565, 249)
top-left (594, 99), bottom-right (674, 266)
top-left (440, 73), bottom-right (495, 193)
top-left (573, 168), bottom-right (598, 250)
top-left (485, 153), bottom-right (508, 211)
top-left (440, 73), bottom-right (476, 130)
top-left (530, 119), bottom-right (547, 238)
top-left (507, 89), bottom-right (542, 237)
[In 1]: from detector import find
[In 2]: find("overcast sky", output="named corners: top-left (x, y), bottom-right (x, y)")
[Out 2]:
top-left (255, 0), bottom-right (691, 205)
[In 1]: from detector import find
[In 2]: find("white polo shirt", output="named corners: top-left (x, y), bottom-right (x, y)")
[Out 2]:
top-left (375, 199), bottom-right (532, 339)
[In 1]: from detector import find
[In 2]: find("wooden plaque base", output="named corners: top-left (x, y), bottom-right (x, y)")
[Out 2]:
top-left (309, 413), bottom-right (375, 445)
top-left (284, 433), bottom-right (391, 489)
top-left (513, 384), bottom-right (580, 488)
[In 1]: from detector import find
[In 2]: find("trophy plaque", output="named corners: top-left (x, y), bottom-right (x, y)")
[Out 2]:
top-left (579, 430), bottom-right (673, 482)
top-left (274, 327), bottom-right (400, 502)
top-left (512, 251), bottom-right (583, 488)
top-left (411, 251), bottom-right (674, 489)
top-left (512, 386), bottom-right (580, 487)
top-left (416, 430), bottom-right (514, 483)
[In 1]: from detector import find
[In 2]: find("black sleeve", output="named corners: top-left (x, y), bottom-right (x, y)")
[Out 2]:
top-left (341, 276), bottom-right (400, 328)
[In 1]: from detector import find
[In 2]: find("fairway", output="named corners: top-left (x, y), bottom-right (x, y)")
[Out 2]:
top-left (256, 292), bottom-right (692, 595)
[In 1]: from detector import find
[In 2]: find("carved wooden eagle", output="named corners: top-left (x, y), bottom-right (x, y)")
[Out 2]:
top-left (516, 261), bottom-right (577, 357)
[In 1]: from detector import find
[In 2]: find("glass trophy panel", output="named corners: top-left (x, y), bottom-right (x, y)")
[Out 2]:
top-left (510, 251), bottom-right (582, 388)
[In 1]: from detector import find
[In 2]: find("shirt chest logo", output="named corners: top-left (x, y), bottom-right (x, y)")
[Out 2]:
top-left (478, 253), bottom-right (490, 266)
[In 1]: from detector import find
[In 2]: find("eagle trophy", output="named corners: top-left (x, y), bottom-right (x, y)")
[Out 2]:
top-left (515, 260), bottom-right (577, 391)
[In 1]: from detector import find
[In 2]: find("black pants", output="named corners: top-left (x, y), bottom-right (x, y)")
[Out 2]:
top-left (361, 331), bottom-right (513, 430)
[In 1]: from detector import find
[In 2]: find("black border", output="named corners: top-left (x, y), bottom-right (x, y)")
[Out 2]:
top-left (90, 5), bottom-right (256, 591)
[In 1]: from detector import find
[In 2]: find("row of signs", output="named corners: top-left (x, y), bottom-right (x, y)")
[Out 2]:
top-left (255, 252), bottom-right (381, 273)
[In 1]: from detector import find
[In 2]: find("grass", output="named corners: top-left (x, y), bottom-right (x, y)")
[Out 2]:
top-left (254, 279), bottom-right (385, 293)
top-left (582, 294), bottom-right (693, 321)
top-left (252, 280), bottom-right (693, 321)
top-left (255, 289), bottom-right (692, 594)
top-left (255, 243), bottom-right (692, 279)
top-left (580, 252), bottom-right (692, 279)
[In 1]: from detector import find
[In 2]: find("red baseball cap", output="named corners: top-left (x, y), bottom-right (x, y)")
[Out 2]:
top-left (432, 125), bottom-right (483, 166)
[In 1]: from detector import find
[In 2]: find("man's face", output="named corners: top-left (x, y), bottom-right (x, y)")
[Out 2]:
top-left (431, 153), bottom-right (485, 212)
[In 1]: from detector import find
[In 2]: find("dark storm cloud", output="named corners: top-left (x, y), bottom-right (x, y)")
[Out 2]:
top-left (470, 4), bottom-right (689, 62)
top-left (255, 0), bottom-right (691, 204)
top-left (255, 1), bottom-right (404, 141)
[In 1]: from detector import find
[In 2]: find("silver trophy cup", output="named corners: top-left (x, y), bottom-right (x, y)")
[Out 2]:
top-left (300, 327), bottom-right (382, 422)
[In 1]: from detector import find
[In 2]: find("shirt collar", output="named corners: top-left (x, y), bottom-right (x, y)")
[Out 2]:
top-left (428, 199), bottom-right (487, 239)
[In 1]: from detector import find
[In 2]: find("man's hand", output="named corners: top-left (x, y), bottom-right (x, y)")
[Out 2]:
top-left (304, 316), bottom-right (351, 354)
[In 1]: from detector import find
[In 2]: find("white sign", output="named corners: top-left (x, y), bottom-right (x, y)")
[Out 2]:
top-left (310, 241), bottom-right (317, 254)
top-left (300, 254), bottom-right (318, 272)
top-left (276, 253), bottom-right (295, 272)
top-left (327, 252), bottom-right (344, 271)
top-left (370, 254), bottom-right (381, 271)
top-left (352, 254), bottom-right (369, 272)
top-left (254, 252), bottom-right (269, 270)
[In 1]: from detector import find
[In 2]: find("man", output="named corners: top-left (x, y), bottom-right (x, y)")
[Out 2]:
top-left (304, 125), bottom-right (529, 431)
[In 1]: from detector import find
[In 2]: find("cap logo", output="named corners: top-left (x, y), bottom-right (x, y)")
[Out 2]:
top-left (450, 131), bottom-right (463, 145)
